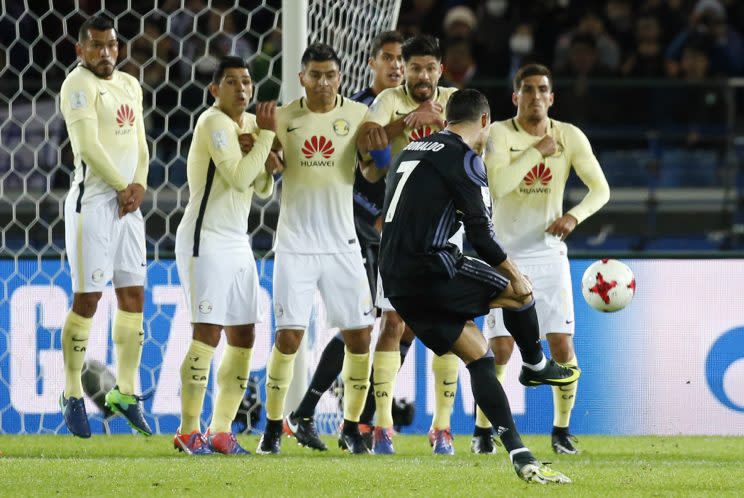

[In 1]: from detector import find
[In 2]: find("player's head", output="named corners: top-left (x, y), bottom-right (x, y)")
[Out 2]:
top-left (76, 14), bottom-right (118, 79)
top-left (368, 31), bottom-right (404, 90)
top-left (209, 56), bottom-right (253, 117)
top-left (300, 43), bottom-right (341, 107)
top-left (445, 89), bottom-right (491, 153)
top-left (402, 35), bottom-right (443, 103)
top-left (512, 63), bottom-right (554, 123)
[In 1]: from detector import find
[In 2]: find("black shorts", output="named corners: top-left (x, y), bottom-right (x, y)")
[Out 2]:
top-left (388, 258), bottom-right (509, 356)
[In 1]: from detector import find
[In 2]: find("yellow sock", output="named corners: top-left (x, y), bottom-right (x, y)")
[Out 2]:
top-left (179, 340), bottom-right (215, 434)
top-left (62, 311), bottom-right (92, 398)
top-left (474, 363), bottom-right (507, 429)
top-left (265, 345), bottom-right (296, 421)
top-left (209, 345), bottom-right (253, 434)
top-left (431, 353), bottom-right (458, 430)
top-left (342, 348), bottom-right (371, 422)
top-left (372, 350), bottom-right (401, 428)
top-left (552, 356), bottom-right (579, 428)
top-left (112, 309), bottom-right (144, 395)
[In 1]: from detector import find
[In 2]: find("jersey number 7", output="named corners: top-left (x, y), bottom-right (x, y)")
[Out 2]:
top-left (385, 160), bottom-right (420, 223)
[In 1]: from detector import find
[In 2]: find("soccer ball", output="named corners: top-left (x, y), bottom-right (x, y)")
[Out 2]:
top-left (581, 259), bottom-right (636, 312)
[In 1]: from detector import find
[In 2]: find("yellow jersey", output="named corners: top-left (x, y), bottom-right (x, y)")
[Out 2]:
top-left (484, 117), bottom-right (610, 257)
top-left (274, 95), bottom-right (369, 253)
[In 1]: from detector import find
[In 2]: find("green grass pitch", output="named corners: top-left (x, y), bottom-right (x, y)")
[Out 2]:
top-left (1, 434), bottom-right (743, 496)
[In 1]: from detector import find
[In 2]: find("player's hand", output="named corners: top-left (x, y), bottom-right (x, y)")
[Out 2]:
top-left (256, 101), bottom-right (277, 132)
top-left (127, 183), bottom-right (146, 212)
top-left (360, 124), bottom-right (389, 152)
top-left (511, 272), bottom-right (533, 298)
top-left (265, 150), bottom-right (284, 175)
top-left (403, 110), bottom-right (445, 130)
top-left (415, 100), bottom-right (443, 114)
top-left (533, 135), bottom-right (558, 158)
top-left (116, 185), bottom-right (135, 218)
top-left (238, 133), bottom-right (255, 154)
top-left (545, 214), bottom-right (578, 241)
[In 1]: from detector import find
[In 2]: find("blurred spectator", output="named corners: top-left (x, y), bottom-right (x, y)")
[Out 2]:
top-left (556, 33), bottom-right (615, 78)
top-left (555, 12), bottom-right (621, 71)
top-left (397, 0), bottom-right (446, 38)
top-left (442, 5), bottom-right (477, 40)
top-left (661, 38), bottom-right (726, 147)
top-left (442, 38), bottom-right (478, 89)
top-left (440, 5), bottom-right (492, 76)
top-left (473, 0), bottom-right (513, 77)
top-left (604, 0), bottom-right (636, 56)
top-left (665, 0), bottom-right (744, 76)
top-left (553, 34), bottom-right (617, 126)
top-left (622, 16), bottom-right (666, 77)
top-left (506, 23), bottom-right (542, 81)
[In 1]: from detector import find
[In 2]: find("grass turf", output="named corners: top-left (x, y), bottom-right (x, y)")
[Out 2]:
top-left (1, 434), bottom-right (743, 497)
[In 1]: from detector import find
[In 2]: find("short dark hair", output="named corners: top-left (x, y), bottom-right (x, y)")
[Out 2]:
top-left (370, 30), bottom-right (405, 58)
top-left (445, 89), bottom-right (490, 124)
top-left (301, 42), bottom-right (341, 69)
top-left (78, 14), bottom-right (116, 42)
top-left (513, 63), bottom-right (553, 92)
top-left (212, 55), bottom-right (250, 83)
top-left (402, 35), bottom-right (441, 62)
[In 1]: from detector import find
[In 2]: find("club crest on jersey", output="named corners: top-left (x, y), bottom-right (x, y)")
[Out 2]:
top-left (70, 90), bottom-right (87, 110)
top-left (300, 136), bottom-right (335, 167)
top-left (211, 129), bottom-right (228, 150)
top-left (409, 126), bottom-right (433, 141)
top-left (332, 118), bottom-right (350, 136)
top-left (520, 162), bottom-right (552, 194)
top-left (116, 104), bottom-right (135, 127)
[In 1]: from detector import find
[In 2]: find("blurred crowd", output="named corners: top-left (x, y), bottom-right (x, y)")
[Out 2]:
top-left (1, 0), bottom-right (743, 191)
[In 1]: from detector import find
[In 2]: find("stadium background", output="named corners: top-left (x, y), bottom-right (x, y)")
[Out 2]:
top-left (1, 0), bottom-right (744, 436)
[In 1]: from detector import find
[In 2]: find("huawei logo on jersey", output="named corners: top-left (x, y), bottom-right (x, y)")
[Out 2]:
top-left (409, 126), bottom-right (433, 141)
top-left (523, 163), bottom-right (552, 186)
top-left (302, 136), bottom-right (335, 159)
top-left (116, 104), bottom-right (135, 127)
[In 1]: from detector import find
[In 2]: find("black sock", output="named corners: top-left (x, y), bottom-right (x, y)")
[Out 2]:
top-left (358, 367), bottom-right (376, 425)
top-left (342, 420), bottom-right (359, 435)
top-left (266, 419), bottom-right (283, 433)
top-left (502, 302), bottom-right (544, 365)
top-left (294, 336), bottom-right (345, 418)
top-left (466, 356), bottom-right (524, 453)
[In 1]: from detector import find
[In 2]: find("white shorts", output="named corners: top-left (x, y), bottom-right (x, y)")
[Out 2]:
top-left (176, 249), bottom-right (262, 326)
top-left (485, 254), bottom-right (575, 340)
top-left (64, 196), bottom-right (146, 293)
top-left (273, 252), bottom-right (374, 330)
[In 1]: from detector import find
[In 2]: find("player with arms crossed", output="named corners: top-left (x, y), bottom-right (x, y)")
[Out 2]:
top-left (257, 43), bottom-right (378, 455)
top-left (473, 64), bottom-right (610, 455)
top-left (59, 14), bottom-right (151, 438)
top-left (356, 35), bottom-right (461, 455)
top-left (173, 56), bottom-right (277, 455)
top-left (282, 31), bottom-right (405, 452)
top-left (380, 89), bottom-right (577, 483)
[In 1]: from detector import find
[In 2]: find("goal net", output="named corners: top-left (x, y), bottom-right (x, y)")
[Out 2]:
top-left (0, 0), bottom-right (399, 435)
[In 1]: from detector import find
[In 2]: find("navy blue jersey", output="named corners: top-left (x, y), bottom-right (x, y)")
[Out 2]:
top-left (351, 87), bottom-right (385, 244)
top-left (380, 130), bottom-right (507, 296)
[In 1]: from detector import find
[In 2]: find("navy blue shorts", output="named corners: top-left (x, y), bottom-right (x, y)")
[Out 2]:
top-left (388, 258), bottom-right (508, 355)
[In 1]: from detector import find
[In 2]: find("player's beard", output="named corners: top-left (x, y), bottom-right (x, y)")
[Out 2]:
top-left (91, 60), bottom-right (114, 78)
top-left (410, 82), bottom-right (434, 102)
